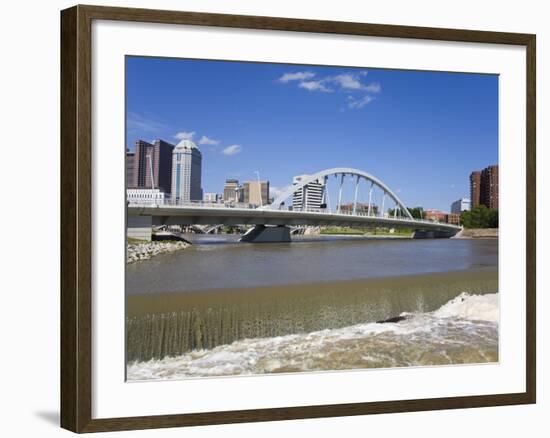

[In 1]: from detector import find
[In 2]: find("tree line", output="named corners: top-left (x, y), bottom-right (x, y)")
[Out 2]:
top-left (387, 206), bottom-right (423, 219)
top-left (388, 205), bottom-right (498, 228)
top-left (460, 205), bottom-right (498, 228)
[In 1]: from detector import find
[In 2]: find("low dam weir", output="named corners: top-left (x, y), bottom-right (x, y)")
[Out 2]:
top-left (126, 270), bottom-right (497, 363)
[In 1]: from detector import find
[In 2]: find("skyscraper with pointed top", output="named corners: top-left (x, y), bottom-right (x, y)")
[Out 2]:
top-left (171, 139), bottom-right (202, 203)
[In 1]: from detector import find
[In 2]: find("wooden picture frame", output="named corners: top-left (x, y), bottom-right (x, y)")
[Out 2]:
top-left (61, 4), bottom-right (536, 433)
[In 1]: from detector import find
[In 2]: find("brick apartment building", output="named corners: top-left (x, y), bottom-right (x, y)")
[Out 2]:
top-left (423, 209), bottom-right (460, 225)
top-left (423, 209), bottom-right (447, 222)
top-left (470, 165), bottom-right (498, 209)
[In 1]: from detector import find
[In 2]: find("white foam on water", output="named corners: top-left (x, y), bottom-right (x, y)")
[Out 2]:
top-left (127, 292), bottom-right (499, 381)
top-left (433, 292), bottom-right (499, 322)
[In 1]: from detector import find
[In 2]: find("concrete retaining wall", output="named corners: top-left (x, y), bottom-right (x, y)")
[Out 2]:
top-left (127, 215), bottom-right (152, 241)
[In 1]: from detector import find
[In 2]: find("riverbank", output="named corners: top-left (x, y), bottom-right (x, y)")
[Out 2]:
top-left (127, 240), bottom-right (191, 264)
top-left (455, 228), bottom-right (498, 239)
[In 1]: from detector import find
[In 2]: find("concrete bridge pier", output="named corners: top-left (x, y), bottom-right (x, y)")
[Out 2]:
top-left (239, 225), bottom-right (291, 243)
top-left (413, 229), bottom-right (459, 239)
top-left (127, 215), bottom-right (152, 241)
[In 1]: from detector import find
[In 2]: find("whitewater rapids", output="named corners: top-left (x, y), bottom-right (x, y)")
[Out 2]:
top-left (127, 292), bottom-right (498, 381)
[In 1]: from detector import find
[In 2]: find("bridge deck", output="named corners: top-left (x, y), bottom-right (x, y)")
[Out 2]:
top-left (128, 204), bottom-right (461, 233)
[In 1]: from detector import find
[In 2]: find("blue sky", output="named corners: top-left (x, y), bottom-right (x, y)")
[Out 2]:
top-left (126, 56), bottom-right (498, 211)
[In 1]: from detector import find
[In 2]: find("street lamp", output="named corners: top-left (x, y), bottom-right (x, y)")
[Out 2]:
top-left (234, 186), bottom-right (242, 205)
top-left (254, 170), bottom-right (263, 207)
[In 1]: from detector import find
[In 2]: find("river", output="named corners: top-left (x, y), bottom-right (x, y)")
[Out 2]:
top-left (126, 235), bottom-right (497, 294)
top-left (126, 235), bottom-right (499, 380)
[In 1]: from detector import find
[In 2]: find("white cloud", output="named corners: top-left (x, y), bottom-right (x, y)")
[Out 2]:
top-left (277, 70), bottom-right (381, 108)
top-left (298, 81), bottom-right (332, 92)
top-left (331, 73), bottom-right (364, 90)
top-left (365, 82), bottom-right (382, 93)
top-left (328, 74), bottom-right (381, 92)
top-left (198, 135), bottom-right (220, 145)
top-left (222, 144), bottom-right (242, 156)
top-left (174, 131), bottom-right (195, 140)
top-left (278, 71), bottom-right (316, 83)
top-left (348, 95), bottom-right (375, 109)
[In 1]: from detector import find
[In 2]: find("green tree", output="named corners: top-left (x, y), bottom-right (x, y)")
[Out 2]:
top-left (408, 207), bottom-right (424, 219)
top-left (487, 208), bottom-right (499, 228)
top-left (387, 206), bottom-right (423, 219)
top-left (461, 205), bottom-right (499, 228)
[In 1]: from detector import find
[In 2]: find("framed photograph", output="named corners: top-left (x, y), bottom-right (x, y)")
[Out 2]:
top-left (60, 4), bottom-right (536, 433)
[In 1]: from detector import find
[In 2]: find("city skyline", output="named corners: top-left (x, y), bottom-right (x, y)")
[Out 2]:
top-left (126, 56), bottom-right (498, 211)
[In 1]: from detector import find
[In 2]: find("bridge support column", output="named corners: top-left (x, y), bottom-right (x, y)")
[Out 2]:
top-left (239, 225), bottom-right (291, 243)
top-left (127, 215), bottom-right (152, 241)
top-left (413, 229), bottom-right (458, 239)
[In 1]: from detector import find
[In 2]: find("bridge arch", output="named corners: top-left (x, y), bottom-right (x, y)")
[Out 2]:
top-left (263, 167), bottom-right (413, 220)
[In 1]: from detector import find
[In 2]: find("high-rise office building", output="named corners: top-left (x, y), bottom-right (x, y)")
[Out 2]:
top-left (171, 139), bottom-right (202, 203)
top-left (132, 139), bottom-right (174, 193)
top-left (126, 148), bottom-right (135, 187)
top-left (223, 179), bottom-right (241, 203)
top-left (451, 198), bottom-right (471, 214)
top-left (243, 180), bottom-right (269, 206)
top-left (292, 175), bottom-right (326, 210)
top-left (470, 165), bottom-right (498, 209)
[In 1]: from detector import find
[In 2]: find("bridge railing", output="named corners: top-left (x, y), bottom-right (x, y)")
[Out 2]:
top-left (273, 206), bottom-right (457, 226)
top-left (127, 199), bottom-right (260, 209)
top-left (127, 199), bottom-right (460, 227)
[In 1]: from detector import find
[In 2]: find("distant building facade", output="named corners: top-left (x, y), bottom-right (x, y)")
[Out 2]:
top-left (126, 188), bottom-right (165, 204)
top-left (126, 149), bottom-right (135, 187)
top-left (203, 192), bottom-right (220, 203)
top-left (424, 209), bottom-right (460, 225)
top-left (451, 198), bottom-right (471, 214)
top-left (292, 175), bottom-right (326, 211)
top-left (445, 213), bottom-right (461, 225)
top-left (470, 165), bottom-right (498, 209)
top-left (424, 209), bottom-right (447, 222)
top-left (171, 139), bottom-right (202, 203)
top-left (243, 181), bottom-right (270, 206)
top-left (223, 179), bottom-right (242, 203)
top-left (132, 139), bottom-right (174, 193)
top-left (339, 202), bottom-right (378, 216)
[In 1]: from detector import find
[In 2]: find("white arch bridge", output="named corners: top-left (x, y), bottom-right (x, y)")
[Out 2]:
top-left (127, 167), bottom-right (461, 242)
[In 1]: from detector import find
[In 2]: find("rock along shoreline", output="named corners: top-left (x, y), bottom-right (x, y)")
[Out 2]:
top-left (127, 240), bottom-right (191, 264)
